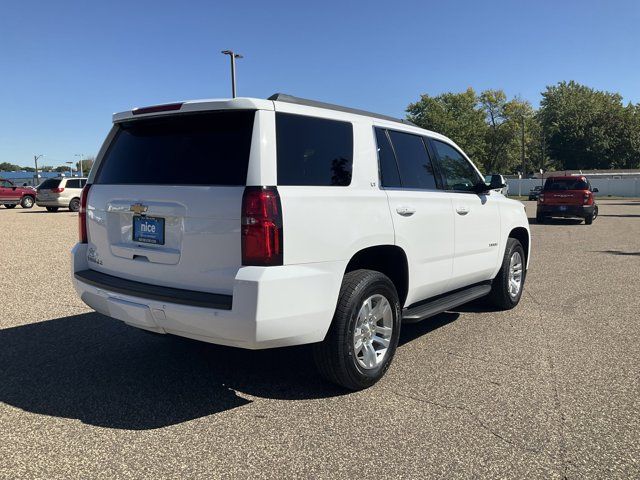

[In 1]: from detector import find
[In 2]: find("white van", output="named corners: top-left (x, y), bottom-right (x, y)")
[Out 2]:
top-left (72, 94), bottom-right (530, 390)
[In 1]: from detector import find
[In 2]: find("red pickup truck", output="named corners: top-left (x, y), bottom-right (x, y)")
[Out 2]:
top-left (0, 178), bottom-right (36, 209)
top-left (536, 175), bottom-right (599, 224)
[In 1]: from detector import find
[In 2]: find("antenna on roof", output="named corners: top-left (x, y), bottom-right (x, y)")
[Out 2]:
top-left (221, 50), bottom-right (243, 98)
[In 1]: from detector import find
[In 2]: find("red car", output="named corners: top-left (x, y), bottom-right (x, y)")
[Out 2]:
top-left (536, 175), bottom-right (598, 224)
top-left (0, 178), bottom-right (36, 209)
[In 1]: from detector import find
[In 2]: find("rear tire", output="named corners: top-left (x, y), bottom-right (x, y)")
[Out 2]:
top-left (45, 206), bottom-right (59, 212)
top-left (312, 269), bottom-right (401, 391)
top-left (585, 206), bottom-right (597, 225)
top-left (487, 238), bottom-right (525, 310)
top-left (69, 198), bottom-right (80, 212)
top-left (3, 204), bottom-right (17, 209)
top-left (536, 213), bottom-right (544, 223)
top-left (20, 196), bottom-right (34, 209)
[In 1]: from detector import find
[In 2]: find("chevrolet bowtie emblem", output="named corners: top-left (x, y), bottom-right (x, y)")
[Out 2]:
top-left (130, 203), bottom-right (148, 215)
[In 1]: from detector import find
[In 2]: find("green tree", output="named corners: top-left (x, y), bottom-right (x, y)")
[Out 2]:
top-left (406, 88), bottom-right (487, 167)
top-left (0, 162), bottom-right (22, 171)
top-left (76, 157), bottom-right (95, 175)
top-left (538, 81), bottom-right (639, 170)
top-left (479, 91), bottom-right (536, 174)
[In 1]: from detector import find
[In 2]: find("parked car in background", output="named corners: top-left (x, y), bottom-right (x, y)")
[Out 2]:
top-left (71, 94), bottom-right (530, 390)
top-left (528, 185), bottom-right (543, 200)
top-left (0, 178), bottom-right (36, 208)
top-left (36, 177), bottom-right (88, 212)
top-left (485, 174), bottom-right (508, 195)
top-left (536, 175), bottom-right (599, 224)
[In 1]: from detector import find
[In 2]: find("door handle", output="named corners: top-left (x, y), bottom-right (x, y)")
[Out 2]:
top-left (396, 206), bottom-right (416, 217)
top-left (456, 206), bottom-right (470, 216)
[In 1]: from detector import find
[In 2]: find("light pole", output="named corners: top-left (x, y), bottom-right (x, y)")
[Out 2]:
top-left (221, 50), bottom-right (243, 98)
top-left (65, 161), bottom-right (74, 177)
top-left (34, 154), bottom-right (44, 186)
top-left (75, 154), bottom-right (84, 176)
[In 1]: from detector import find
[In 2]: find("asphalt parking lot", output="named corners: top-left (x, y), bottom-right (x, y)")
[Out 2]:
top-left (1, 200), bottom-right (638, 479)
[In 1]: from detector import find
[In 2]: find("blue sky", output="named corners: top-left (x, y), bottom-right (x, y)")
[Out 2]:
top-left (1, 0), bottom-right (638, 167)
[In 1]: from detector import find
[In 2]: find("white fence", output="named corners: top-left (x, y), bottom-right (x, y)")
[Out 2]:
top-left (506, 178), bottom-right (640, 197)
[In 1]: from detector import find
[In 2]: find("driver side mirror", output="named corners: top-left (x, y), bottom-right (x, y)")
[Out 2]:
top-left (489, 174), bottom-right (506, 189)
top-left (592, 187), bottom-right (599, 193)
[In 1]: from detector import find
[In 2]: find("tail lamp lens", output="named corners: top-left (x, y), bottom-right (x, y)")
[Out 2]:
top-left (79, 184), bottom-right (91, 243)
top-left (241, 186), bottom-right (283, 266)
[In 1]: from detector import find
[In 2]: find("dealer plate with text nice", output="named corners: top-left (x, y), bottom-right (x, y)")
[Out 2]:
top-left (133, 216), bottom-right (165, 245)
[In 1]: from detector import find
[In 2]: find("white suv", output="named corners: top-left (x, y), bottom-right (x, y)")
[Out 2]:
top-left (71, 94), bottom-right (530, 390)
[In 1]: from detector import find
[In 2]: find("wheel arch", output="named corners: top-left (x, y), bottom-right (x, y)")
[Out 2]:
top-left (508, 227), bottom-right (530, 267)
top-left (344, 245), bottom-right (409, 307)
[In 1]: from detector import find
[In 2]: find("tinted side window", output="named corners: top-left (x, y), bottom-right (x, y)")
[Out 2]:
top-left (276, 113), bottom-right (353, 186)
top-left (66, 179), bottom-right (79, 188)
top-left (432, 140), bottom-right (481, 192)
top-left (387, 130), bottom-right (438, 190)
top-left (374, 128), bottom-right (401, 188)
top-left (1, 180), bottom-right (12, 188)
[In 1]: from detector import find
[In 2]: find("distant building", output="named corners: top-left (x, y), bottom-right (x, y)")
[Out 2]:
top-left (0, 171), bottom-right (83, 186)
top-left (535, 169), bottom-right (640, 179)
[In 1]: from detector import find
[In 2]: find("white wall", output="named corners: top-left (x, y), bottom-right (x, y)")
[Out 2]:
top-left (506, 178), bottom-right (640, 197)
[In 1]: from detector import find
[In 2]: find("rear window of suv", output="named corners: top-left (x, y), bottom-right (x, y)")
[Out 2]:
top-left (95, 111), bottom-right (255, 185)
top-left (276, 113), bottom-right (353, 186)
top-left (38, 179), bottom-right (61, 190)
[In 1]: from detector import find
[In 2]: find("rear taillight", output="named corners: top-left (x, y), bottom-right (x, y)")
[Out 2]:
top-left (583, 192), bottom-right (592, 205)
top-left (79, 184), bottom-right (91, 243)
top-left (538, 194), bottom-right (544, 203)
top-left (241, 186), bottom-right (283, 266)
top-left (51, 187), bottom-right (64, 193)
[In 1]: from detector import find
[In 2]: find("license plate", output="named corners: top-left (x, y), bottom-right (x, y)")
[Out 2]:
top-left (133, 216), bottom-right (165, 245)
top-left (559, 206), bottom-right (567, 211)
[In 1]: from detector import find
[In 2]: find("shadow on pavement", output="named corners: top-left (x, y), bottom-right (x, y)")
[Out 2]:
top-left (19, 210), bottom-right (72, 214)
top-left (0, 310), bottom-right (461, 429)
top-left (528, 217), bottom-right (584, 225)
top-left (599, 214), bottom-right (640, 218)
top-left (399, 312), bottom-right (459, 346)
top-left (597, 250), bottom-right (640, 256)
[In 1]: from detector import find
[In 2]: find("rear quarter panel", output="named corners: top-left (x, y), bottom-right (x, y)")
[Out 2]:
top-left (268, 106), bottom-right (394, 265)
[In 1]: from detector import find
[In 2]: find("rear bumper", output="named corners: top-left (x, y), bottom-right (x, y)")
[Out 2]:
top-left (537, 204), bottom-right (594, 218)
top-left (71, 243), bottom-right (342, 349)
top-left (36, 198), bottom-right (67, 207)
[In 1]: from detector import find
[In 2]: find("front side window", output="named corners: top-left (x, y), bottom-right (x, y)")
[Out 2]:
top-left (1, 180), bottom-right (12, 188)
top-left (66, 179), bottom-right (79, 188)
top-left (387, 130), bottom-right (438, 190)
top-left (432, 140), bottom-right (482, 192)
top-left (276, 113), bottom-right (353, 186)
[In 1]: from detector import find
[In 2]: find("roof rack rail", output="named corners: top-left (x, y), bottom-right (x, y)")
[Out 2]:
top-left (268, 93), bottom-right (416, 127)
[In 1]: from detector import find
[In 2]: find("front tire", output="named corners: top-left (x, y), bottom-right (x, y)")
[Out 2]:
top-left (487, 238), bottom-right (525, 310)
top-left (20, 196), bottom-right (34, 208)
top-left (313, 269), bottom-right (401, 391)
